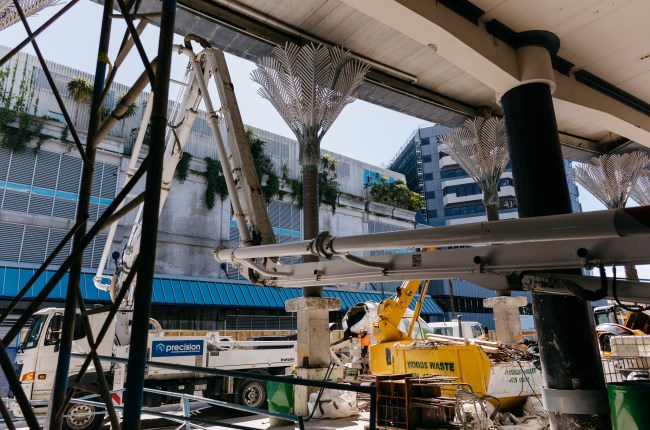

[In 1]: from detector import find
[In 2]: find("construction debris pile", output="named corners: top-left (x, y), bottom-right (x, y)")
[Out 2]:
top-left (413, 334), bottom-right (536, 363)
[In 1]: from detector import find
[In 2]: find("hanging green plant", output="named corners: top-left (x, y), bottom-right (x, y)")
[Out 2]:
top-left (0, 61), bottom-right (45, 152)
top-left (284, 176), bottom-right (304, 208)
top-left (203, 156), bottom-right (228, 210)
top-left (319, 155), bottom-right (340, 213)
top-left (59, 125), bottom-right (75, 153)
top-left (245, 128), bottom-right (282, 202)
top-left (174, 152), bottom-right (192, 183)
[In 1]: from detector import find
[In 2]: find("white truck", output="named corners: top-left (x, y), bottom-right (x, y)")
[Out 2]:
top-left (11, 308), bottom-right (295, 430)
top-left (9, 41), bottom-right (294, 430)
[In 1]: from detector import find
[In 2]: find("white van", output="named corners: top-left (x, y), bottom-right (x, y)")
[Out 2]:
top-left (428, 321), bottom-right (484, 339)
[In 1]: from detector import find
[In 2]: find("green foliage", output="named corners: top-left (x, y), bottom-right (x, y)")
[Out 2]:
top-left (66, 77), bottom-right (93, 103)
top-left (319, 155), bottom-right (340, 213)
top-left (59, 125), bottom-right (74, 153)
top-left (0, 61), bottom-right (44, 152)
top-left (246, 128), bottom-right (280, 203)
top-left (284, 176), bottom-right (303, 208)
top-left (117, 93), bottom-right (138, 119)
top-left (367, 177), bottom-right (425, 212)
top-left (174, 152), bottom-right (192, 183)
top-left (130, 122), bottom-right (151, 147)
top-left (203, 157), bottom-right (228, 210)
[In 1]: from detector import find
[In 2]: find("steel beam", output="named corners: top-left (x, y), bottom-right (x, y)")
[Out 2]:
top-left (122, 0), bottom-right (176, 426)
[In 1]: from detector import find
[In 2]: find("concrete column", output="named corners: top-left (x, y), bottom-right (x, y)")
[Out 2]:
top-left (285, 297), bottom-right (340, 416)
top-left (500, 31), bottom-right (611, 430)
top-left (483, 296), bottom-right (527, 344)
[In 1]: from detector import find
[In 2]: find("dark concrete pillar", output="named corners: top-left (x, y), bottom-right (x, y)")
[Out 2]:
top-left (502, 81), bottom-right (610, 429)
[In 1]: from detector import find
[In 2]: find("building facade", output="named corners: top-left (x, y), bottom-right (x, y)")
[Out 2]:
top-left (389, 125), bottom-right (583, 328)
top-left (0, 47), bottom-right (440, 337)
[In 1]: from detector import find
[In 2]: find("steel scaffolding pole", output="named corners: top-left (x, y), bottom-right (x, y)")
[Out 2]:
top-left (48, 0), bottom-right (115, 426)
top-left (122, 0), bottom-right (176, 426)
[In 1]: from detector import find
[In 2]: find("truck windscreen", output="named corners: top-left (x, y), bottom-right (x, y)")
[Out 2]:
top-left (21, 315), bottom-right (47, 349)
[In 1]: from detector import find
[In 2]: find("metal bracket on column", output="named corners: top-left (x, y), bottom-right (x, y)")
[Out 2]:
top-left (541, 387), bottom-right (610, 415)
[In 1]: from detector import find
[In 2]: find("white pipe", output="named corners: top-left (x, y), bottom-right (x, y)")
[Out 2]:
top-left (193, 52), bottom-right (252, 244)
top-left (214, 207), bottom-right (650, 262)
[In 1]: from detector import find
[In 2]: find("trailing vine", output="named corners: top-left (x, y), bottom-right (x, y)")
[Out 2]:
top-left (174, 152), bottom-right (192, 183)
top-left (203, 156), bottom-right (228, 210)
top-left (319, 154), bottom-right (340, 213)
top-left (0, 61), bottom-right (45, 152)
top-left (246, 129), bottom-right (280, 203)
top-left (59, 125), bottom-right (75, 153)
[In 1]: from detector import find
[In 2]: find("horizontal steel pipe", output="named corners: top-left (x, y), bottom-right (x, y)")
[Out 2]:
top-left (215, 207), bottom-right (650, 262)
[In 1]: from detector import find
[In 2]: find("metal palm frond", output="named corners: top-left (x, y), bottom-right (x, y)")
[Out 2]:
top-left (251, 42), bottom-right (370, 145)
top-left (439, 117), bottom-right (510, 189)
top-left (571, 151), bottom-right (650, 209)
top-left (631, 170), bottom-right (650, 206)
top-left (0, 0), bottom-right (60, 31)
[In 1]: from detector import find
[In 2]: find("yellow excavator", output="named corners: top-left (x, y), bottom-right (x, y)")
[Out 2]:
top-left (359, 259), bottom-right (541, 409)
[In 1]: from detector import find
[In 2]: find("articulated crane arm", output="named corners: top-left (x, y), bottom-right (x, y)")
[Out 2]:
top-left (93, 39), bottom-right (275, 307)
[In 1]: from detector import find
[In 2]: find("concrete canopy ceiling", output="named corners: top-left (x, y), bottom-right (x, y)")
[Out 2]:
top-left (128, 0), bottom-right (650, 161)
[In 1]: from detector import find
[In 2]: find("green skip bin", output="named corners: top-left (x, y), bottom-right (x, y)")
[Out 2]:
top-left (267, 375), bottom-right (295, 427)
top-left (607, 381), bottom-right (650, 430)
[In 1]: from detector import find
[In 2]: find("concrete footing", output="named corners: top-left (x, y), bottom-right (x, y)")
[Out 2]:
top-left (483, 295), bottom-right (527, 344)
top-left (285, 297), bottom-right (341, 416)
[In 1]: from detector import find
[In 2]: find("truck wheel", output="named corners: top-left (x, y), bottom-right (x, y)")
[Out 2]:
top-left (63, 402), bottom-right (104, 430)
top-left (236, 379), bottom-right (267, 409)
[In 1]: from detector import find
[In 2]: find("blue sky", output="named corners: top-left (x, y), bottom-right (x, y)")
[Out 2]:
top-left (2, 0), bottom-right (647, 280)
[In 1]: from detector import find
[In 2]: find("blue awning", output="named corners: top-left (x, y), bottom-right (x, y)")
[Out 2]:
top-left (0, 264), bottom-right (444, 316)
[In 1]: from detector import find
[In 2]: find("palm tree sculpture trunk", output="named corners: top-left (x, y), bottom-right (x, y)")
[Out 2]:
top-left (439, 117), bottom-right (510, 222)
top-left (252, 42), bottom-right (369, 297)
top-left (572, 151), bottom-right (649, 280)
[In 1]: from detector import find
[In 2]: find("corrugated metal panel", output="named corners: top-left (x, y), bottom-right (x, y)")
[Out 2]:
top-left (0, 265), bottom-right (443, 315)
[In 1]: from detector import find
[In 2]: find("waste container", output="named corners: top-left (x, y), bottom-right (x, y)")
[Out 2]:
top-left (266, 375), bottom-right (295, 427)
top-left (607, 381), bottom-right (650, 430)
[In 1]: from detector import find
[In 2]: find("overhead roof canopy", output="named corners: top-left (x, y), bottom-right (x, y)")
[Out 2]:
top-left (130, 0), bottom-right (650, 161)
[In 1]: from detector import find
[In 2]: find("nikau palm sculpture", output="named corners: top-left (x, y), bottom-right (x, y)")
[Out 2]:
top-left (572, 151), bottom-right (650, 280)
top-left (0, 0), bottom-right (59, 31)
top-left (631, 170), bottom-right (650, 206)
top-left (252, 42), bottom-right (369, 297)
top-left (439, 117), bottom-right (510, 221)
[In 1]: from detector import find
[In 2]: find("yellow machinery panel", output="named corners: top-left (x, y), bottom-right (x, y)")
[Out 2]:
top-left (370, 341), bottom-right (491, 396)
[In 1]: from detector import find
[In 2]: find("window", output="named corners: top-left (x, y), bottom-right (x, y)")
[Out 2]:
top-left (425, 191), bottom-right (435, 199)
top-left (422, 155), bottom-right (432, 163)
top-left (420, 137), bottom-right (430, 146)
top-left (439, 151), bottom-right (449, 159)
top-left (427, 210), bottom-right (437, 219)
top-left (440, 167), bottom-right (468, 179)
top-left (424, 173), bottom-right (433, 181)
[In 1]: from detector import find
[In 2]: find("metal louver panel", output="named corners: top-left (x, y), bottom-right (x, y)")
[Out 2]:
top-left (290, 204), bottom-right (300, 231)
top-left (91, 163), bottom-right (103, 197)
top-left (27, 194), bottom-right (53, 216)
top-left (47, 229), bottom-right (72, 265)
top-left (0, 223), bottom-right (23, 262)
top-left (91, 235), bottom-right (107, 269)
top-left (268, 200), bottom-right (279, 227)
top-left (3, 190), bottom-right (29, 212)
top-left (21, 226), bottom-right (49, 264)
top-left (33, 151), bottom-right (60, 187)
top-left (57, 155), bottom-right (82, 193)
top-left (101, 164), bottom-right (118, 198)
top-left (88, 203), bottom-right (100, 222)
top-left (8, 150), bottom-right (35, 185)
top-left (52, 199), bottom-right (76, 219)
top-left (0, 147), bottom-right (11, 180)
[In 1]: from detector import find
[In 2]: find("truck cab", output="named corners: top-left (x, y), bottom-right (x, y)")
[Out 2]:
top-left (11, 308), bottom-right (115, 426)
top-left (427, 321), bottom-right (485, 339)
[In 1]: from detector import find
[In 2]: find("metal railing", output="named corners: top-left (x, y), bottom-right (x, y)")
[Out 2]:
top-left (72, 353), bottom-right (378, 429)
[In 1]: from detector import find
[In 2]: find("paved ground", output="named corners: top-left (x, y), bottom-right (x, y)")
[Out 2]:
top-left (1, 403), bottom-right (371, 430)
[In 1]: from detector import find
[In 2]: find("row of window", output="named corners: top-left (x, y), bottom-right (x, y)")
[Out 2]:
top-left (442, 178), bottom-right (514, 197)
top-left (443, 197), bottom-right (518, 217)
